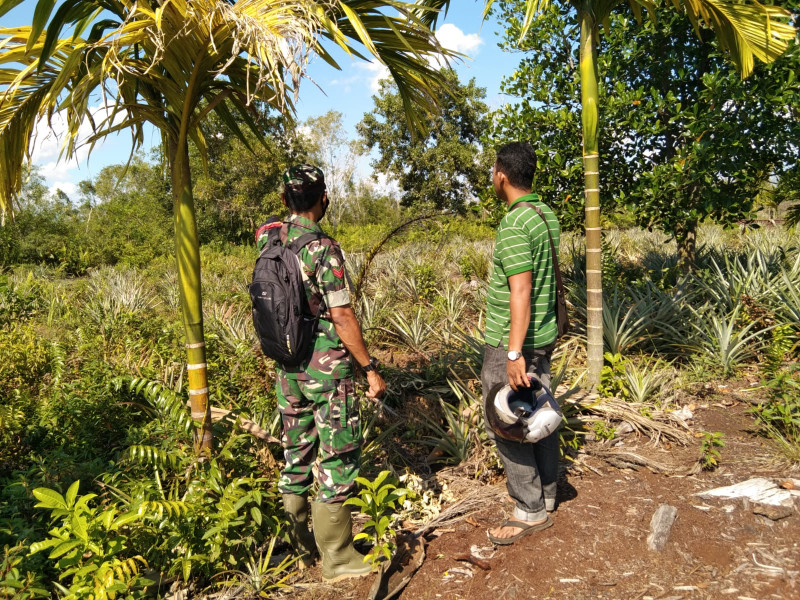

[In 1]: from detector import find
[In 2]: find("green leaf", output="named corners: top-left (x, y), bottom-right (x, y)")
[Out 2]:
top-left (251, 506), bottom-right (262, 525)
top-left (353, 476), bottom-right (373, 488)
top-left (0, 0), bottom-right (26, 20)
top-left (47, 540), bottom-right (82, 560)
top-left (73, 493), bottom-right (97, 513)
top-left (111, 511), bottom-right (141, 531)
top-left (27, 0), bottom-right (57, 54)
top-left (343, 497), bottom-right (367, 509)
top-left (99, 509), bottom-right (115, 531)
top-left (28, 538), bottom-right (61, 555)
top-left (70, 514), bottom-right (88, 542)
top-left (32, 487), bottom-right (67, 510)
top-left (373, 470), bottom-right (390, 488)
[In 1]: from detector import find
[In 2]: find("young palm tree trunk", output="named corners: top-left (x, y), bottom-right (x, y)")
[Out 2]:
top-left (171, 137), bottom-right (212, 455)
top-left (579, 10), bottom-right (603, 386)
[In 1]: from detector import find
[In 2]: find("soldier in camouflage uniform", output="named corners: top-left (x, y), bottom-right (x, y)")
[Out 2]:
top-left (255, 164), bottom-right (385, 581)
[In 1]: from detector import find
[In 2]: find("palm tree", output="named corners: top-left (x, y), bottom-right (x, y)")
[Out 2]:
top-left (447, 0), bottom-right (794, 385)
top-left (0, 0), bottom-right (454, 454)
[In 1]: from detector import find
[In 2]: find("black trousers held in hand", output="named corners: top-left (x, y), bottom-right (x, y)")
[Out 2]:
top-left (481, 343), bottom-right (559, 522)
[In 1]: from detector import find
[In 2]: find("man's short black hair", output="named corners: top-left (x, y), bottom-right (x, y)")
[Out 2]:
top-left (284, 186), bottom-right (325, 212)
top-left (495, 142), bottom-right (537, 190)
top-left (283, 164), bottom-right (326, 212)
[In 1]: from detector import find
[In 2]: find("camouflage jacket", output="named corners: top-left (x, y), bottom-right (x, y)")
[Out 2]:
top-left (255, 214), bottom-right (353, 380)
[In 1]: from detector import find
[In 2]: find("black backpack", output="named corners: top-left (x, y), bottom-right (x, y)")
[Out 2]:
top-left (250, 224), bottom-right (326, 367)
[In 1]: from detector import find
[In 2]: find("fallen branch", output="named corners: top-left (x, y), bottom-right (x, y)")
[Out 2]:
top-left (454, 553), bottom-right (490, 571)
top-left (186, 403), bottom-right (280, 444)
top-left (588, 449), bottom-right (700, 475)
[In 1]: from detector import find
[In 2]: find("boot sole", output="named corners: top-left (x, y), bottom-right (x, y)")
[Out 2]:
top-left (321, 568), bottom-right (372, 583)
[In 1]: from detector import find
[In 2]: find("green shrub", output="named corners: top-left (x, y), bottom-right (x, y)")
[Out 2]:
top-left (598, 353), bottom-right (628, 400)
top-left (750, 364), bottom-right (800, 460)
top-left (458, 245), bottom-right (491, 281)
top-left (29, 481), bottom-right (149, 600)
top-left (699, 432), bottom-right (725, 470)
top-left (0, 325), bottom-right (52, 398)
top-left (0, 543), bottom-right (48, 599)
top-left (0, 276), bottom-right (38, 327)
top-left (344, 471), bottom-right (412, 567)
top-left (334, 224), bottom-right (389, 253)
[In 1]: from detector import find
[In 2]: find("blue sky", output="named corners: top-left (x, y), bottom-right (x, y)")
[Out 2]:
top-left (4, 1), bottom-right (518, 197)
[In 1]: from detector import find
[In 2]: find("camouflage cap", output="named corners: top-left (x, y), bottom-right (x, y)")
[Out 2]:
top-left (283, 164), bottom-right (325, 193)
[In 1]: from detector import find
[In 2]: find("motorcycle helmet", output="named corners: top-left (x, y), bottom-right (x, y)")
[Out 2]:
top-left (485, 374), bottom-right (562, 443)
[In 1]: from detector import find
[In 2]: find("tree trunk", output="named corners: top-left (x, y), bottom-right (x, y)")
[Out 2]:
top-left (579, 10), bottom-right (603, 387)
top-left (676, 218), bottom-right (698, 273)
top-left (170, 136), bottom-right (212, 456)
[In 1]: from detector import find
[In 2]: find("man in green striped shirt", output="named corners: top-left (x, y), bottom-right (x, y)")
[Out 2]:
top-left (483, 142), bottom-right (561, 545)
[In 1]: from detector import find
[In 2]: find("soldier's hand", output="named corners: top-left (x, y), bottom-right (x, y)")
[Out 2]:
top-left (507, 358), bottom-right (530, 391)
top-left (365, 370), bottom-right (386, 399)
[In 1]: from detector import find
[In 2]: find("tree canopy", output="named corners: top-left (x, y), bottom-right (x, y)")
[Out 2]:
top-left (358, 69), bottom-right (493, 213)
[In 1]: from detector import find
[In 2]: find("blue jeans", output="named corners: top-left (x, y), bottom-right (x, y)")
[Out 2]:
top-left (481, 343), bottom-right (559, 522)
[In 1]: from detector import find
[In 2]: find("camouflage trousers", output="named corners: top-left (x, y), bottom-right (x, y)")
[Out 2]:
top-left (276, 376), bottom-right (362, 503)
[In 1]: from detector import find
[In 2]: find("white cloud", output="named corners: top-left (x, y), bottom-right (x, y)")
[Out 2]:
top-left (435, 24), bottom-right (483, 57)
top-left (359, 61), bottom-right (391, 93)
top-left (29, 100), bottom-right (130, 196)
top-left (48, 180), bottom-right (78, 198)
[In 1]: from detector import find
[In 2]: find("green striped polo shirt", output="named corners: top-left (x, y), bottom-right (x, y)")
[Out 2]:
top-left (485, 194), bottom-right (560, 349)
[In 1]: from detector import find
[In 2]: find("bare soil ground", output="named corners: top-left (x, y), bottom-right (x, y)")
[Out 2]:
top-left (287, 386), bottom-right (800, 600)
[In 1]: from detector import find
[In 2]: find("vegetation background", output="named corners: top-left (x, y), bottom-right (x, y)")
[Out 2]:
top-left (1, 0), bottom-right (800, 598)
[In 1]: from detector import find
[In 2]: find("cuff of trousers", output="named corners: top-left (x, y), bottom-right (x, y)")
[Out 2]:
top-left (513, 504), bottom-right (548, 523)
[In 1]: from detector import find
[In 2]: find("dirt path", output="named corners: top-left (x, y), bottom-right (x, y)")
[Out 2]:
top-left (289, 400), bottom-right (799, 600)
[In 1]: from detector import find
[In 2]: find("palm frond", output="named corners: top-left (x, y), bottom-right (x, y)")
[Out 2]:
top-left (670, 0), bottom-right (795, 76)
top-left (1, 0), bottom-right (452, 218)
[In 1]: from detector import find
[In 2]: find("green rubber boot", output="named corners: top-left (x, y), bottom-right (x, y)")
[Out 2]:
top-left (282, 494), bottom-right (317, 568)
top-left (311, 501), bottom-right (372, 582)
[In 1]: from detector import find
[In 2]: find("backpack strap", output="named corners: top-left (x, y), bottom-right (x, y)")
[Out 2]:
top-left (287, 232), bottom-right (326, 254)
top-left (513, 201), bottom-right (561, 278)
top-left (513, 201), bottom-right (570, 337)
top-left (286, 231), bottom-right (331, 320)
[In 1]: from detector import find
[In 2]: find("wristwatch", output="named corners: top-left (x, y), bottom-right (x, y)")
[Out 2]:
top-left (361, 357), bottom-right (380, 372)
top-left (507, 350), bottom-right (522, 362)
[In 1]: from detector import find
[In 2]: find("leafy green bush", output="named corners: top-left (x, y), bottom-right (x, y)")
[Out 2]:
top-left (458, 246), bottom-right (491, 281)
top-left (699, 432), bottom-right (725, 470)
top-left (103, 378), bottom-right (283, 584)
top-left (344, 471), bottom-right (412, 567)
top-left (598, 353), bottom-right (628, 400)
top-left (750, 364), bottom-right (800, 460)
top-left (0, 276), bottom-right (38, 327)
top-left (0, 325), bottom-right (52, 398)
top-left (0, 543), bottom-right (48, 599)
top-left (29, 481), bottom-right (149, 600)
